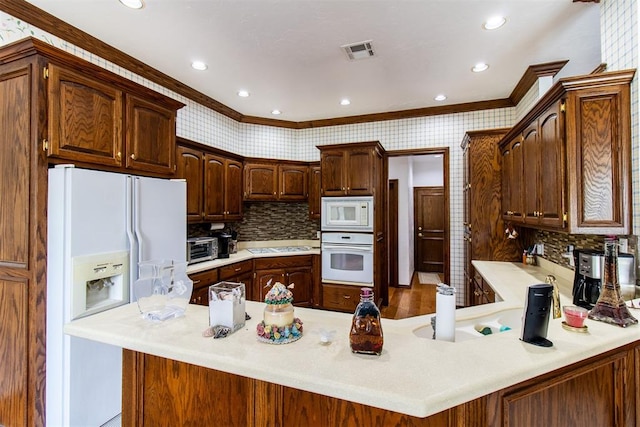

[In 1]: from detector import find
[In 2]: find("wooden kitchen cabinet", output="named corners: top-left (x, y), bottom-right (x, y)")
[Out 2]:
top-left (322, 283), bottom-right (362, 312)
top-left (0, 38), bottom-right (184, 425)
top-left (124, 93), bottom-right (177, 175)
top-left (176, 139), bottom-right (243, 222)
top-left (46, 62), bottom-right (182, 175)
top-left (188, 268), bottom-right (219, 306)
top-left (254, 256), bottom-right (313, 307)
top-left (319, 142), bottom-right (382, 196)
top-left (499, 70), bottom-right (634, 234)
top-left (461, 129), bottom-right (521, 307)
top-left (47, 63), bottom-right (124, 168)
top-left (243, 160), bottom-right (308, 201)
top-left (520, 101), bottom-right (565, 228)
top-left (501, 135), bottom-right (524, 222)
top-left (308, 163), bottom-right (321, 219)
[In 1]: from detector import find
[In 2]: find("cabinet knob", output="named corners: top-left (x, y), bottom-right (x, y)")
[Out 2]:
top-left (130, 153), bottom-right (137, 160)
top-left (418, 233), bottom-right (423, 237)
top-left (116, 151), bottom-right (121, 161)
top-left (343, 295), bottom-right (351, 299)
top-left (273, 192), bottom-right (276, 195)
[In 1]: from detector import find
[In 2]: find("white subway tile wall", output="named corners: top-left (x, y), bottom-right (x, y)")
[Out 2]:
top-left (1, 1), bottom-right (635, 303)
top-left (601, 0), bottom-right (639, 236)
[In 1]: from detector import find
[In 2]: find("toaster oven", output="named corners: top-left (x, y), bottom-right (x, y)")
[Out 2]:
top-left (187, 237), bottom-right (218, 264)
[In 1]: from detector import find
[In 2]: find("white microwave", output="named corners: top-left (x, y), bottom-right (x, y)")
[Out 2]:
top-left (321, 196), bottom-right (374, 231)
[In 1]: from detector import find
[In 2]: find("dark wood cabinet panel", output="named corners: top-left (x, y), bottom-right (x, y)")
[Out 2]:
top-left (320, 150), bottom-right (346, 196)
top-left (219, 259), bottom-right (253, 281)
top-left (244, 161), bottom-right (308, 201)
top-left (176, 146), bottom-right (204, 222)
top-left (320, 148), bottom-right (376, 196)
top-left (309, 164), bottom-right (321, 219)
top-left (462, 129), bottom-right (520, 306)
top-left (46, 62), bottom-right (182, 175)
top-left (124, 93), bottom-right (176, 175)
top-left (567, 84), bottom-right (631, 234)
top-left (500, 70), bottom-right (634, 234)
top-left (188, 268), bottom-right (219, 305)
top-left (123, 341), bottom-right (640, 426)
top-left (0, 279), bottom-right (29, 427)
top-left (254, 256), bottom-right (313, 306)
top-left (279, 164), bottom-right (308, 200)
top-left (322, 283), bottom-right (361, 312)
top-left (176, 141), bottom-right (243, 223)
top-left (244, 163), bottom-right (278, 200)
top-left (224, 159), bottom-right (243, 220)
top-left (47, 63), bottom-right (123, 167)
top-left (538, 102), bottom-right (565, 228)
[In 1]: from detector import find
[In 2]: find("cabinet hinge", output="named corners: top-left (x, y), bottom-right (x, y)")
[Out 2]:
top-left (560, 101), bottom-right (566, 113)
top-left (42, 139), bottom-right (49, 152)
top-left (43, 67), bottom-right (49, 79)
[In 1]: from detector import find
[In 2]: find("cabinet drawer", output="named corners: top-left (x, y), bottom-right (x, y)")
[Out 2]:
top-left (189, 268), bottom-right (219, 290)
top-left (322, 283), bottom-right (361, 312)
top-left (219, 260), bottom-right (253, 280)
top-left (254, 255), bottom-right (312, 270)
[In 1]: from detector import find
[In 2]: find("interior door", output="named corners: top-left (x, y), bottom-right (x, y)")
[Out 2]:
top-left (414, 187), bottom-right (445, 274)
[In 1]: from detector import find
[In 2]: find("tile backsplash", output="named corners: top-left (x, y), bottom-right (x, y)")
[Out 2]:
top-left (529, 229), bottom-right (637, 271)
top-left (187, 202), bottom-right (320, 242)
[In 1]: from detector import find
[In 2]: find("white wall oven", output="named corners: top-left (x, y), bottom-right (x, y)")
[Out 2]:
top-left (321, 196), bottom-right (373, 232)
top-left (321, 232), bottom-right (374, 285)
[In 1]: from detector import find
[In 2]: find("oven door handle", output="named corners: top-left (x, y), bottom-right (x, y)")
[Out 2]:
top-left (321, 244), bottom-right (373, 252)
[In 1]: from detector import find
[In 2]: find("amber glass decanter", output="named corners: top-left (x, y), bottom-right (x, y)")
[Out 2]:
top-left (349, 288), bottom-right (384, 355)
top-left (588, 237), bottom-right (638, 327)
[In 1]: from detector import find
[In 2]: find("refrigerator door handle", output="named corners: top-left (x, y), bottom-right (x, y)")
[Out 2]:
top-left (126, 175), bottom-right (138, 292)
top-left (133, 177), bottom-right (144, 265)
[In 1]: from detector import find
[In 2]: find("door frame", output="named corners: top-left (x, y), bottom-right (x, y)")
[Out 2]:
top-left (388, 179), bottom-right (399, 287)
top-left (386, 148), bottom-right (450, 287)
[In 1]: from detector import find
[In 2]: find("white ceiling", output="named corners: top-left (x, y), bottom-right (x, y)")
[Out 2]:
top-left (25, 0), bottom-right (602, 122)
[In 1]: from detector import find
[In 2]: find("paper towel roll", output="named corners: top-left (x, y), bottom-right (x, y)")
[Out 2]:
top-left (435, 292), bottom-right (456, 342)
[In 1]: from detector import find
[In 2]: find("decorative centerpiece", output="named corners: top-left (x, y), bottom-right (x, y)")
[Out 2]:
top-left (256, 282), bottom-right (303, 344)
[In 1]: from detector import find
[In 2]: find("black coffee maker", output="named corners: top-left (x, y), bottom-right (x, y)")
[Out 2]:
top-left (572, 249), bottom-right (603, 309)
top-left (213, 232), bottom-right (232, 259)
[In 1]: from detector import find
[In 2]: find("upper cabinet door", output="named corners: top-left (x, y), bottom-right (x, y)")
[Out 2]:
top-left (203, 154), bottom-right (225, 222)
top-left (308, 165), bottom-right (321, 219)
top-left (125, 94), bottom-right (176, 175)
top-left (47, 63), bottom-right (123, 167)
top-left (320, 150), bottom-right (346, 196)
top-left (566, 84), bottom-right (631, 234)
top-left (522, 124), bottom-right (539, 224)
top-left (244, 163), bottom-right (278, 200)
top-left (279, 165), bottom-right (308, 201)
top-left (225, 159), bottom-right (243, 220)
top-left (509, 137), bottom-right (524, 220)
top-left (345, 149), bottom-right (374, 195)
top-left (176, 146), bottom-right (204, 221)
top-left (538, 101), bottom-right (565, 229)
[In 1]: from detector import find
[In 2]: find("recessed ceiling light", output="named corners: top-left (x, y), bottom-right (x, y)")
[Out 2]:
top-left (434, 94), bottom-right (447, 101)
top-left (472, 63), bottom-right (489, 73)
top-left (340, 98), bottom-right (351, 106)
top-left (237, 90), bottom-right (250, 98)
top-left (483, 16), bottom-right (506, 30)
top-left (119, 0), bottom-right (144, 9)
top-left (191, 61), bottom-right (207, 71)
top-left (271, 109), bottom-right (282, 115)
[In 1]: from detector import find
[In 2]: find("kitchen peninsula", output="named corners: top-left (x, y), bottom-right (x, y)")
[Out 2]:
top-left (65, 260), bottom-right (640, 426)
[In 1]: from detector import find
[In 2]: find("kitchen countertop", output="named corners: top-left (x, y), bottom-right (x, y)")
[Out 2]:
top-left (187, 239), bottom-right (320, 274)
top-left (65, 259), bottom-right (640, 418)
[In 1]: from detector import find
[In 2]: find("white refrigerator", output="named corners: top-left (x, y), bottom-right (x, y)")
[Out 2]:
top-left (46, 165), bottom-right (186, 427)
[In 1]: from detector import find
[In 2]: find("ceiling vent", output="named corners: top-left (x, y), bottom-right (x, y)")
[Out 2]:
top-left (342, 40), bottom-right (375, 61)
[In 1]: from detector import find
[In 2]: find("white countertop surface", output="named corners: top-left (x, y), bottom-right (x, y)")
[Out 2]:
top-left (186, 239), bottom-right (320, 274)
top-left (65, 259), bottom-right (640, 418)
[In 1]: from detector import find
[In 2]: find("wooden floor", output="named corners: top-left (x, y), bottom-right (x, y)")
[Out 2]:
top-left (380, 273), bottom-right (439, 320)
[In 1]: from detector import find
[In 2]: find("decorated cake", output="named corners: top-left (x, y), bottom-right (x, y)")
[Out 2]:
top-left (256, 282), bottom-right (303, 344)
